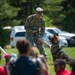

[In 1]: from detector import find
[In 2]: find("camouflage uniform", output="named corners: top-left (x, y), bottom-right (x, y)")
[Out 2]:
top-left (24, 14), bottom-right (47, 58)
top-left (50, 43), bottom-right (72, 63)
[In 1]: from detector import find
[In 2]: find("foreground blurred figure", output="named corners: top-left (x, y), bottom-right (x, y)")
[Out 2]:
top-left (69, 59), bottom-right (75, 75)
top-left (30, 47), bottom-right (49, 75)
top-left (3, 53), bottom-right (17, 75)
top-left (10, 39), bottom-right (37, 75)
top-left (0, 66), bottom-right (5, 75)
top-left (4, 54), bottom-right (11, 75)
top-left (54, 59), bottom-right (70, 75)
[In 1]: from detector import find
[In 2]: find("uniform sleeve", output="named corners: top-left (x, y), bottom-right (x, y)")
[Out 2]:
top-left (24, 17), bottom-right (32, 32)
top-left (39, 19), bottom-right (45, 38)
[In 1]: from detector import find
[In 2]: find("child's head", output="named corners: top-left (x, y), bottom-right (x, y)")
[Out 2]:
top-left (29, 47), bottom-right (38, 58)
top-left (4, 53), bottom-right (17, 65)
top-left (4, 54), bottom-right (11, 65)
top-left (54, 59), bottom-right (66, 72)
top-left (69, 59), bottom-right (75, 71)
top-left (16, 39), bottom-right (31, 55)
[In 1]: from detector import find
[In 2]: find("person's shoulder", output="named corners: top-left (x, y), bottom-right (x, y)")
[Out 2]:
top-left (70, 71), bottom-right (75, 75)
top-left (38, 55), bottom-right (44, 59)
top-left (27, 14), bottom-right (35, 19)
top-left (32, 58), bottom-right (42, 64)
top-left (0, 66), bottom-right (4, 70)
top-left (64, 69), bottom-right (71, 74)
top-left (0, 66), bottom-right (3, 69)
top-left (32, 58), bottom-right (43, 68)
top-left (8, 57), bottom-right (17, 67)
top-left (65, 69), bottom-right (70, 72)
top-left (0, 66), bottom-right (5, 75)
top-left (10, 57), bottom-right (17, 63)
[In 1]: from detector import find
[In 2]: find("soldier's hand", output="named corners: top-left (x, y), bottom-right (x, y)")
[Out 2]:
top-left (39, 38), bottom-right (51, 48)
top-left (32, 30), bottom-right (37, 34)
top-left (39, 38), bottom-right (44, 43)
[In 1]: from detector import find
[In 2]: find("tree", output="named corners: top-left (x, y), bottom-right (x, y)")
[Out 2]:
top-left (0, 0), bottom-right (45, 47)
top-left (43, 0), bottom-right (75, 32)
top-left (43, 0), bottom-right (65, 27)
top-left (60, 0), bottom-right (75, 32)
top-left (7, 0), bottom-right (45, 24)
top-left (0, 0), bottom-right (19, 47)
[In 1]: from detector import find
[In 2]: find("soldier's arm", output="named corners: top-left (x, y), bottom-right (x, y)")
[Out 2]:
top-left (39, 39), bottom-right (51, 48)
top-left (24, 17), bottom-right (32, 32)
top-left (39, 19), bottom-right (45, 38)
top-left (24, 17), bottom-right (29, 30)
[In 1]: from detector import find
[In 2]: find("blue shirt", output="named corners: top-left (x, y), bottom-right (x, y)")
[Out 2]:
top-left (11, 56), bottom-right (36, 75)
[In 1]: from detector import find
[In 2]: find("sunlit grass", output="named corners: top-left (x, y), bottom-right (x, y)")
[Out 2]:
top-left (0, 47), bottom-right (75, 75)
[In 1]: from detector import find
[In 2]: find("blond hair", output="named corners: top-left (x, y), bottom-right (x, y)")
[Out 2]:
top-left (30, 47), bottom-right (39, 58)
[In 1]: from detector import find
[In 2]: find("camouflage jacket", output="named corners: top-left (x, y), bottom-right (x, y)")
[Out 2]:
top-left (24, 14), bottom-right (45, 38)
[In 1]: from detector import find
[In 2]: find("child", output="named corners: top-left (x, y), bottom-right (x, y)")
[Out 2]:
top-left (4, 54), bottom-right (11, 75)
top-left (69, 59), bottom-right (75, 75)
top-left (30, 47), bottom-right (49, 75)
top-left (54, 59), bottom-right (70, 75)
top-left (39, 34), bottom-right (72, 63)
top-left (3, 53), bottom-right (17, 75)
top-left (0, 66), bottom-right (5, 75)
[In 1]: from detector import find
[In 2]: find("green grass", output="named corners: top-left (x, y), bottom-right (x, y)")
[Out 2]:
top-left (0, 47), bottom-right (75, 75)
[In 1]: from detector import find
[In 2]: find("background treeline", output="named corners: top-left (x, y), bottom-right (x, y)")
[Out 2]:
top-left (0, 0), bottom-right (75, 47)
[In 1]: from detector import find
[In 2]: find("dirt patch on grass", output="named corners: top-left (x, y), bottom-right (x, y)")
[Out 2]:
top-left (4, 45), bottom-right (11, 49)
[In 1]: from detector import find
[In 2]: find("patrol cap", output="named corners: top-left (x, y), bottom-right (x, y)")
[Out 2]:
top-left (36, 7), bottom-right (43, 16)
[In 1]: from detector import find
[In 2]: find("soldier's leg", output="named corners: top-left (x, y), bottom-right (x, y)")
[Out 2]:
top-left (26, 33), bottom-right (34, 46)
top-left (34, 38), bottom-right (47, 59)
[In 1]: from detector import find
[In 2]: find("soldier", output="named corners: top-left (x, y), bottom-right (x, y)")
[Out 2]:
top-left (24, 7), bottom-right (47, 59)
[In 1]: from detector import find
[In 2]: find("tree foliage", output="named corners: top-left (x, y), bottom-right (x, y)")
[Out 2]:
top-left (0, 0), bottom-right (75, 47)
top-left (44, 0), bottom-right (75, 32)
top-left (0, 0), bottom-right (19, 47)
top-left (60, 0), bottom-right (75, 32)
top-left (7, 0), bottom-right (45, 24)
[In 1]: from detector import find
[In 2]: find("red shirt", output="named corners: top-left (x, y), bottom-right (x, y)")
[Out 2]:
top-left (4, 66), bottom-right (8, 75)
top-left (56, 69), bottom-right (71, 75)
top-left (0, 66), bottom-right (5, 75)
top-left (70, 71), bottom-right (75, 75)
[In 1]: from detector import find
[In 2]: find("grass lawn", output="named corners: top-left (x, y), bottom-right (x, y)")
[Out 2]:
top-left (0, 47), bottom-right (75, 75)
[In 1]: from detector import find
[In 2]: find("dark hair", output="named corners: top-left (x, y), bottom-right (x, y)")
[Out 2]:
top-left (16, 39), bottom-right (31, 54)
top-left (54, 59), bottom-right (66, 67)
top-left (70, 59), bottom-right (75, 71)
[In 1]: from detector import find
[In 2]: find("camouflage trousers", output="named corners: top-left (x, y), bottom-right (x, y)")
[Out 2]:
top-left (52, 50), bottom-right (72, 63)
top-left (26, 33), bottom-right (47, 59)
